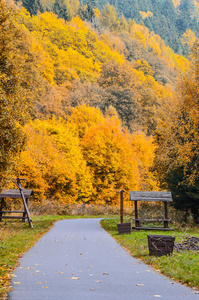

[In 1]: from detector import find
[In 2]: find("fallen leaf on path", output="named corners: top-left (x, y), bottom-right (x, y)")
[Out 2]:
top-left (193, 292), bottom-right (199, 294)
top-left (145, 270), bottom-right (150, 272)
top-left (43, 286), bottom-right (48, 288)
top-left (103, 273), bottom-right (109, 275)
top-left (136, 283), bottom-right (144, 286)
top-left (153, 295), bottom-right (162, 298)
top-left (13, 282), bottom-right (21, 284)
top-left (36, 282), bottom-right (41, 284)
top-left (90, 288), bottom-right (95, 291)
top-left (133, 263), bottom-right (136, 265)
top-left (58, 271), bottom-right (63, 274)
top-left (95, 280), bottom-right (103, 283)
top-left (71, 277), bottom-right (80, 280)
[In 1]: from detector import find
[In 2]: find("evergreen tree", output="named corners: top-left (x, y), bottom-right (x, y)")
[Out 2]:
top-left (22, 0), bottom-right (44, 15)
top-left (161, 0), bottom-right (176, 22)
top-left (53, 0), bottom-right (73, 21)
top-left (87, 0), bottom-right (96, 22)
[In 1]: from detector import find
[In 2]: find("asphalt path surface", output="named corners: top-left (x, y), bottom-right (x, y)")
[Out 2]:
top-left (8, 218), bottom-right (198, 300)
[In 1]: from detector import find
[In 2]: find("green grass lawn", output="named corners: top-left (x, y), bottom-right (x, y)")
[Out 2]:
top-left (0, 215), bottom-right (198, 299)
top-left (101, 217), bottom-right (199, 290)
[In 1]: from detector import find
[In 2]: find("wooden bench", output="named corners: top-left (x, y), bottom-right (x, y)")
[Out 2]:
top-left (130, 191), bottom-right (174, 231)
top-left (0, 188), bottom-right (33, 228)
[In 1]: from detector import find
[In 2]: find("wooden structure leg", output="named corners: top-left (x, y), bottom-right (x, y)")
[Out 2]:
top-left (119, 190), bottom-right (124, 224)
top-left (0, 198), bottom-right (4, 222)
top-left (18, 186), bottom-right (33, 228)
top-left (164, 201), bottom-right (168, 228)
top-left (22, 198), bottom-right (29, 222)
top-left (135, 201), bottom-right (140, 228)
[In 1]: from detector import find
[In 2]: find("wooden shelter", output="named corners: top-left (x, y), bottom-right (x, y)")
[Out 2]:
top-left (0, 179), bottom-right (33, 228)
top-left (130, 191), bottom-right (173, 231)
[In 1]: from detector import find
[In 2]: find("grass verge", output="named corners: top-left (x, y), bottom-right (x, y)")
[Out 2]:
top-left (101, 217), bottom-right (199, 290)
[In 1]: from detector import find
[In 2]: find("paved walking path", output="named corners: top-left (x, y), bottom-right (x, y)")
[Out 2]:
top-left (8, 219), bottom-right (198, 300)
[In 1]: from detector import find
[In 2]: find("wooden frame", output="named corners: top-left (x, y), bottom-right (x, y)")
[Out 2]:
top-left (130, 191), bottom-right (174, 231)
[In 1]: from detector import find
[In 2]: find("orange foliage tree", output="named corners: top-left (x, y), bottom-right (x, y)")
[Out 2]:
top-left (14, 118), bottom-right (93, 203)
top-left (80, 115), bottom-right (140, 205)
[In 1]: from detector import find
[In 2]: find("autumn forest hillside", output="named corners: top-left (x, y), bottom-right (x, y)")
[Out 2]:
top-left (0, 0), bottom-right (199, 223)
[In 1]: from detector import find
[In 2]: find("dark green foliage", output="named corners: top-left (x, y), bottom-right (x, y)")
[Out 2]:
top-left (53, 0), bottom-right (73, 21)
top-left (81, 0), bottom-right (198, 55)
top-left (79, 0), bottom-right (97, 22)
top-left (22, 0), bottom-right (44, 15)
top-left (166, 167), bottom-right (199, 224)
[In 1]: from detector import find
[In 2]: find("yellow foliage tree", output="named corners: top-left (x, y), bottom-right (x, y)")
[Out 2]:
top-left (15, 118), bottom-right (93, 203)
top-left (81, 115), bottom-right (140, 205)
top-left (67, 104), bottom-right (105, 138)
top-left (131, 132), bottom-right (158, 191)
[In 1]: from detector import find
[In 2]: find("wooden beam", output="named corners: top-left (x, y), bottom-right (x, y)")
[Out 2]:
top-left (130, 191), bottom-right (172, 202)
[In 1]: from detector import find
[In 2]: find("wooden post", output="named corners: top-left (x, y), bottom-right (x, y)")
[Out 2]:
top-left (0, 198), bottom-right (4, 222)
top-left (119, 190), bottom-right (125, 224)
top-left (164, 201), bottom-right (168, 228)
top-left (135, 200), bottom-right (140, 228)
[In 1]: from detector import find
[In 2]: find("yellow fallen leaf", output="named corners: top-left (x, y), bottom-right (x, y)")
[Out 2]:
top-left (43, 286), bottom-right (48, 288)
top-left (71, 277), bottom-right (80, 280)
top-left (13, 282), bottom-right (21, 284)
top-left (58, 271), bottom-right (63, 274)
top-left (36, 282), bottom-right (41, 284)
